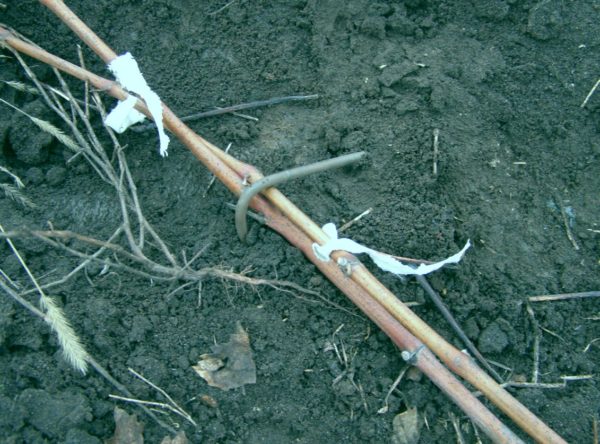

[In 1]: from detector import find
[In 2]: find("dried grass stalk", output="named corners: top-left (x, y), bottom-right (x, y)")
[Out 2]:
top-left (1, 225), bottom-right (89, 374)
top-left (0, 164), bottom-right (35, 208)
top-left (39, 293), bottom-right (89, 373)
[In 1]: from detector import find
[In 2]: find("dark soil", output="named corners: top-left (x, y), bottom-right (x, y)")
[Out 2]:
top-left (1, 1), bottom-right (599, 442)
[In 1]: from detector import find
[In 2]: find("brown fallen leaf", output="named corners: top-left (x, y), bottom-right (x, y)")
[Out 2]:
top-left (192, 322), bottom-right (256, 391)
top-left (391, 407), bottom-right (421, 444)
top-left (107, 406), bottom-right (144, 444)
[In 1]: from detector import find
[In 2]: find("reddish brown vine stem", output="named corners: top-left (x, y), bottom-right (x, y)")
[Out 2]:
top-left (2, 3), bottom-right (567, 442)
top-left (0, 27), bottom-right (519, 444)
top-left (0, 24), bottom-right (542, 444)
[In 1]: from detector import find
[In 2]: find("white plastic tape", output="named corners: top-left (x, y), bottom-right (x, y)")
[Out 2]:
top-left (312, 223), bottom-right (471, 276)
top-left (105, 95), bottom-right (146, 133)
top-left (106, 52), bottom-right (170, 156)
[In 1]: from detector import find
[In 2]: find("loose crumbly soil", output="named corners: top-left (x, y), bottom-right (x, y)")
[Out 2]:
top-left (1, 1), bottom-right (599, 443)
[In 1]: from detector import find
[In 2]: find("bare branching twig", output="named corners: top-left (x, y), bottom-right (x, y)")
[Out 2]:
top-left (107, 368), bottom-right (196, 427)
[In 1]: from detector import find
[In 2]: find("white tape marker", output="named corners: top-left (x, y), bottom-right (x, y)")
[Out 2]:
top-left (106, 52), bottom-right (170, 156)
top-left (104, 95), bottom-right (146, 133)
top-left (312, 223), bottom-right (471, 276)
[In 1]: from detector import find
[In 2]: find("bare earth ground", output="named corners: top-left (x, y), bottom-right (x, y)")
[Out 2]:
top-left (1, 1), bottom-right (599, 442)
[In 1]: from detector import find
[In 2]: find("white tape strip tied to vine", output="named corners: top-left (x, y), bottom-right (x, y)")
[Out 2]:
top-left (312, 223), bottom-right (471, 276)
top-left (105, 52), bottom-right (170, 157)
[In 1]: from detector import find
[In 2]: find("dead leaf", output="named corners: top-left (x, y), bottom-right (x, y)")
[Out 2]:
top-left (391, 407), bottom-right (421, 444)
top-left (107, 406), bottom-right (144, 444)
top-left (160, 431), bottom-right (189, 444)
top-left (193, 322), bottom-right (256, 391)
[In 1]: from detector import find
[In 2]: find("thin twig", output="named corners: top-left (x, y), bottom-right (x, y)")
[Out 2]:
top-left (473, 375), bottom-right (594, 395)
top-left (0, 268), bottom-right (20, 290)
top-left (0, 277), bottom-right (45, 318)
top-left (471, 420), bottom-right (484, 444)
top-left (526, 303), bottom-right (540, 384)
top-left (432, 128), bottom-right (439, 176)
top-left (179, 94), bottom-right (319, 121)
top-left (76, 44), bottom-right (90, 120)
top-left (133, 94), bottom-right (319, 132)
top-left (529, 291), bottom-right (600, 302)
top-left (14, 51), bottom-right (176, 269)
top-left (92, 88), bottom-right (177, 266)
top-left (0, 228), bottom-right (347, 310)
top-left (581, 78), bottom-right (600, 108)
top-left (450, 411), bottom-right (466, 444)
top-left (128, 368), bottom-right (196, 427)
top-left (208, 0), bottom-right (236, 15)
top-left (339, 208), bottom-right (373, 232)
top-left (377, 365), bottom-right (409, 414)
top-left (109, 395), bottom-right (193, 425)
top-left (555, 195), bottom-right (580, 251)
top-left (486, 359), bottom-right (512, 374)
top-left (583, 338), bottom-right (600, 353)
top-left (87, 356), bottom-right (177, 434)
top-left (20, 226), bottom-right (124, 296)
top-left (416, 275), bottom-right (503, 383)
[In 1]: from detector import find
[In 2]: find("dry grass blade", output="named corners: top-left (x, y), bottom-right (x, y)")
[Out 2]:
top-left (0, 98), bottom-right (81, 152)
top-left (2, 79), bottom-right (39, 94)
top-left (0, 224), bottom-right (88, 374)
top-left (39, 294), bottom-right (89, 373)
top-left (0, 163), bottom-right (35, 208)
top-left (0, 164), bottom-right (25, 188)
top-left (1, 183), bottom-right (35, 208)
